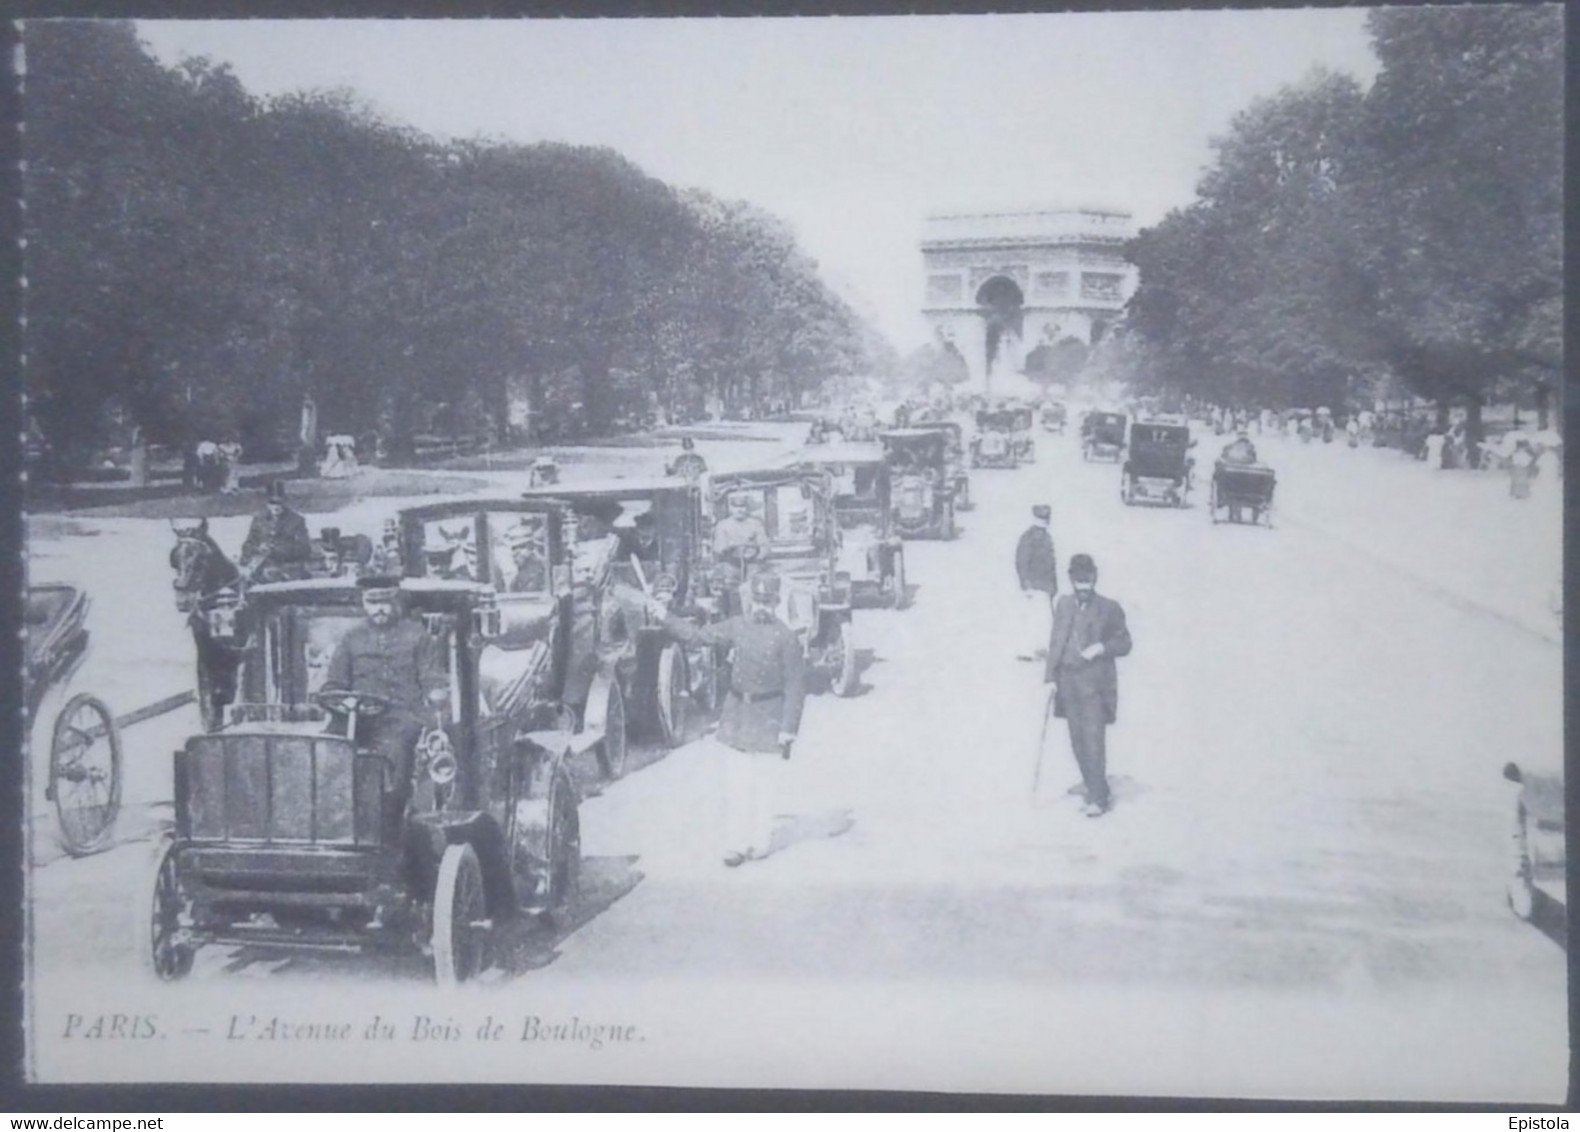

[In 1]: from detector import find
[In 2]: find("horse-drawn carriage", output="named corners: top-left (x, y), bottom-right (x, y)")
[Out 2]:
top-left (792, 445), bottom-right (907, 610)
top-left (1082, 411), bottom-right (1127, 462)
top-left (139, 564), bottom-right (583, 986)
top-left (1121, 422), bottom-right (1194, 507)
top-left (708, 467), bottom-right (862, 697)
top-left (1209, 459), bottom-right (1277, 525)
top-left (881, 428), bottom-right (959, 541)
top-left (26, 584), bottom-right (122, 856)
top-left (1041, 401), bottom-right (1068, 435)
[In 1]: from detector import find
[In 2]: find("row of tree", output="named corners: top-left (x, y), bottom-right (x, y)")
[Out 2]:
top-left (24, 21), bottom-right (895, 472)
top-left (1122, 5), bottom-right (1561, 439)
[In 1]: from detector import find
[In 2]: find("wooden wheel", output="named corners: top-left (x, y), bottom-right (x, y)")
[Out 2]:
top-left (137, 836), bottom-right (194, 981)
top-left (831, 621), bottom-right (859, 698)
top-left (432, 843), bottom-right (489, 987)
top-left (892, 550), bottom-right (909, 610)
top-left (49, 693), bottom-right (121, 856)
top-left (655, 643), bottom-right (687, 748)
top-left (542, 770), bottom-right (581, 924)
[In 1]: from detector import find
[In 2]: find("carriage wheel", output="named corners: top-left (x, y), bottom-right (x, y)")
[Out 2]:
top-left (942, 501), bottom-right (957, 540)
top-left (1209, 480), bottom-right (1221, 524)
top-left (541, 770), bottom-right (582, 925)
top-left (892, 551), bottom-right (909, 610)
top-left (137, 836), bottom-right (194, 981)
top-left (831, 622), bottom-right (860, 698)
top-left (655, 643), bottom-right (687, 748)
top-left (432, 843), bottom-right (489, 987)
top-left (49, 693), bottom-right (121, 857)
top-left (594, 681), bottom-right (628, 779)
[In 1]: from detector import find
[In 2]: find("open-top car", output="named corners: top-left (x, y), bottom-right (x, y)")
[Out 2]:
top-left (1082, 411), bottom-right (1128, 462)
top-left (881, 428), bottom-right (959, 541)
top-left (708, 467), bottom-right (861, 696)
top-left (971, 409), bottom-right (1032, 469)
top-left (1122, 422), bottom-right (1194, 507)
top-left (140, 565), bottom-right (582, 987)
top-left (521, 476), bottom-right (723, 747)
top-left (792, 445), bottom-right (907, 610)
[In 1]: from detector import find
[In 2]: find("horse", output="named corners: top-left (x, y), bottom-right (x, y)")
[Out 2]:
top-left (170, 520), bottom-right (250, 732)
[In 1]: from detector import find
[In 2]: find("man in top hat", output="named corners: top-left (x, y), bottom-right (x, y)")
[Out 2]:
top-left (1044, 554), bottom-right (1132, 817)
top-left (624, 572), bottom-right (806, 866)
top-left (668, 436), bottom-right (709, 481)
top-left (240, 480), bottom-right (313, 583)
top-left (1015, 504), bottom-right (1058, 662)
top-left (322, 575), bottom-right (450, 799)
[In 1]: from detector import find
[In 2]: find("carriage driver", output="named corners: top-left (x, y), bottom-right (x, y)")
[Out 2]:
top-left (321, 576), bottom-right (450, 790)
top-left (1219, 431), bottom-right (1260, 467)
top-left (240, 480), bottom-right (314, 582)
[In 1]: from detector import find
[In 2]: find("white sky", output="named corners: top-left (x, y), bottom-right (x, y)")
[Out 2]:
top-left (133, 13), bottom-right (1379, 351)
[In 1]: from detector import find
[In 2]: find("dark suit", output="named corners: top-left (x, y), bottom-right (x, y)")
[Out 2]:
top-left (1044, 592), bottom-right (1132, 809)
top-left (1015, 525), bottom-right (1058, 594)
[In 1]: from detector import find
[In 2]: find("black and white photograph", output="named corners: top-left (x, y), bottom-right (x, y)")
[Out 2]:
top-left (16, 7), bottom-right (1567, 1102)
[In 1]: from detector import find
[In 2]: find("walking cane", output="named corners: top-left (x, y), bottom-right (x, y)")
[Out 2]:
top-left (1031, 682), bottom-right (1056, 799)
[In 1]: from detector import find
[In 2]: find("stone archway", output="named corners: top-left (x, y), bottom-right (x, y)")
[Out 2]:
top-left (976, 275), bottom-right (1024, 388)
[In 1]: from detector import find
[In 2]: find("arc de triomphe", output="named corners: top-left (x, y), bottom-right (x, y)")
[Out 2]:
top-left (921, 208), bottom-right (1138, 396)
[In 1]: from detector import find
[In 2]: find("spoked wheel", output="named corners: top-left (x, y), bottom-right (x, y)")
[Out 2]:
top-left (594, 680), bottom-right (628, 779)
top-left (655, 643), bottom-right (687, 748)
top-left (892, 550), bottom-right (909, 610)
top-left (432, 843), bottom-right (489, 987)
top-left (1209, 480), bottom-right (1221, 524)
top-left (831, 621), bottom-right (860, 698)
top-left (1121, 474), bottom-right (1134, 507)
top-left (137, 836), bottom-right (194, 981)
top-left (942, 501), bottom-right (957, 540)
top-left (49, 693), bottom-right (122, 856)
top-left (542, 770), bottom-right (582, 925)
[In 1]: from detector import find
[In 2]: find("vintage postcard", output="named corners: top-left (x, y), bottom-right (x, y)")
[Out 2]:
top-left (18, 9), bottom-right (1567, 1102)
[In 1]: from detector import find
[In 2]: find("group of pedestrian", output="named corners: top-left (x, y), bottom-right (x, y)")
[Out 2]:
top-left (1015, 506), bottom-right (1133, 818)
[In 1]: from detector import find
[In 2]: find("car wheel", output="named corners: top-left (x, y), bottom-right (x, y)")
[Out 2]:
top-left (832, 622), bottom-right (859, 698)
top-left (594, 680), bottom-right (627, 779)
top-left (655, 643), bottom-right (687, 748)
top-left (893, 551), bottom-right (909, 610)
top-left (432, 843), bottom-right (488, 987)
top-left (542, 770), bottom-right (581, 925)
top-left (1508, 802), bottom-right (1537, 922)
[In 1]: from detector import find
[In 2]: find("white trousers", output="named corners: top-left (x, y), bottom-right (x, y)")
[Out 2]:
top-left (721, 744), bottom-right (786, 856)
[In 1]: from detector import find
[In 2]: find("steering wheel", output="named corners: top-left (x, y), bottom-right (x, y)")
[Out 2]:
top-left (312, 689), bottom-right (393, 719)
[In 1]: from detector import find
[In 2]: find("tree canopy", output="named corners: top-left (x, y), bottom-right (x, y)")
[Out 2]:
top-left (23, 21), bottom-right (893, 471)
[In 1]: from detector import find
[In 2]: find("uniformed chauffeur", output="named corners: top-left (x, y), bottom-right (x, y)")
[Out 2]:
top-left (623, 573), bottom-right (805, 866)
top-left (322, 576), bottom-right (450, 799)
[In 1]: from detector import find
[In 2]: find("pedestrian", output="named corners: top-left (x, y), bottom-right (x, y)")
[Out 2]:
top-left (219, 439), bottom-right (243, 493)
top-left (1345, 418), bottom-right (1360, 449)
top-left (623, 573), bottom-right (806, 866)
top-left (1424, 428), bottom-right (1447, 469)
top-left (1508, 439), bottom-right (1538, 500)
top-left (1014, 504), bottom-right (1058, 662)
top-left (1044, 554), bottom-right (1132, 817)
top-left (239, 480), bottom-right (314, 582)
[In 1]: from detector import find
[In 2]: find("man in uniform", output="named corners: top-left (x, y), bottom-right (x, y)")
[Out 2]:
top-left (240, 480), bottom-right (314, 582)
top-left (1044, 554), bottom-right (1132, 817)
top-left (505, 523), bottom-right (549, 593)
top-left (713, 492), bottom-right (771, 567)
top-left (625, 573), bottom-right (805, 866)
top-left (1014, 504), bottom-right (1058, 662)
top-left (668, 437), bottom-right (709, 482)
top-left (322, 576), bottom-right (450, 799)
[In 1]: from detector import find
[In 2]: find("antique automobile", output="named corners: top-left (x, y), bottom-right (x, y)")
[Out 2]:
top-left (1121, 422), bottom-right (1194, 507)
top-left (971, 409), bottom-right (1030, 469)
top-left (881, 428), bottom-right (958, 541)
top-left (793, 444), bottom-right (907, 610)
top-left (521, 476), bottom-right (723, 747)
top-left (399, 499), bottom-right (633, 777)
top-left (139, 568), bottom-right (582, 986)
top-left (917, 420), bottom-right (972, 511)
top-left (1009, 406), bottom-right (1037, 462)
top-left (1503, 761), bottom-right (1565, 926)
top-left (1082, 411), bottom-right (1128, 462)
top-left (1041, 401), bottom-right (1068, 435)
top-left (1209, 453), bottom-right (1277, 526)
top-left (26, 584), bottom-right (122, 856)
top-left (708, 467), bottom-right (862, 696)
